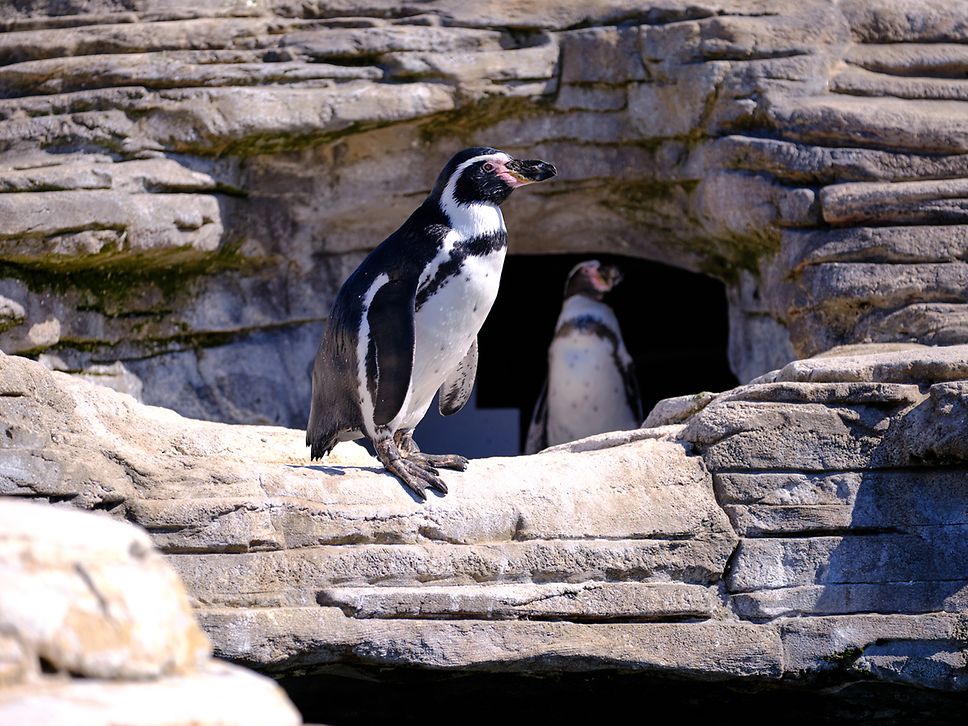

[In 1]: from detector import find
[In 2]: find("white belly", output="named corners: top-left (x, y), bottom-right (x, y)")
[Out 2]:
top-left (546, 331), bottom-right (638, 447)
top-left (398, 248), bottom-right (505, 430)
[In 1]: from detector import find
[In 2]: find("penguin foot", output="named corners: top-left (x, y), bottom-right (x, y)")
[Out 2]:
top-left (387, 458), bottom-right (448, 500)
top-left (375, 437), bottom-right (448, 501)
top-left (408, 453), bottom-right (469, 471)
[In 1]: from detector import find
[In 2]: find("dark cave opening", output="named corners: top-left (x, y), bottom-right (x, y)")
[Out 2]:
top-left (280, 667), bottom-right (968, 726)
top-left (414, 253), bottom-right (738, 457)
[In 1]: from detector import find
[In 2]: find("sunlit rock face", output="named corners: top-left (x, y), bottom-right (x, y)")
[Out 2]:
top-left (0, 498), bottom-right (302, 726)
top-left (2, 1), bottom-right (967, 425)
top-left (3, 343), bottom-right (967, 707)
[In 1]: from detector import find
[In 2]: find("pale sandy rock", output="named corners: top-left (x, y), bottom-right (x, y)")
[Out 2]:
top-left (0, 499), bottom-right (210, 679)
top-left (773, 343), bottom-right (968, 384)
top-left (0, 661), bottom-right (301, 726)
top-left (0, 498), bottom-right (302, 725)
top-left (199, 606), bottom-right (783, 678)
top-left (643, 391), bottom-right (719, 427)
top-left (780, 612), bottom-right (968, 690)
top-left (2, 343), bottom-right (967, 699)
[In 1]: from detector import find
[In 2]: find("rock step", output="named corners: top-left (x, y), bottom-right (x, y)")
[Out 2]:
top-left (168, 540), bottom-right (734, 605)
top-left (714, 135), bottom-right (968, 185)
top-left (198, 606), bottom-right (783, 678)
top-left (768, 95), bottom-right (968, 154)
top-left (779, 226), bottom-right (968, 267)
top-left (733, 581), bottom-right (968, 619)
top-left (845, 43), bottom-right (968, 78)
top-left (832, 66), bottom-right (968, 102)
top-left (315, 582), bottom-right (724, 621)
top-left (821, 178), bottom-right (968, 225)
top-left (727, 531), bottom-right (968, 592)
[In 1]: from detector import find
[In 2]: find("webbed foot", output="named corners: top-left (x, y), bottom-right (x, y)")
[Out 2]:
top-left (408, 452), bottom-right (469, 471)
top-left (375, 436), bottom-right (448, 501)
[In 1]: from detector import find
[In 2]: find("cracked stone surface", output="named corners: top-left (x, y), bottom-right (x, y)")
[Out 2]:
top-left (2, 343), bottom-right (966, 695)
top-left (2, 1), bottom-right (968, 424)
top-left (0, 498), bottom-right (302, 725)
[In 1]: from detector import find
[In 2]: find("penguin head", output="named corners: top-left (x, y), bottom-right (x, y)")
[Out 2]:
top-left (564, 260), bottom-right (623, 301)
top-left (432, 147), bottom-right (557, 208)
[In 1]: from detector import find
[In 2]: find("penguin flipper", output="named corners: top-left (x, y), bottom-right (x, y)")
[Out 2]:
top-left (621, 357), bottom-right (644, 424)
top-left (524, 377), bottom-right (549, 455)
top-left (368, 277), bottom-right (418, 426)
top-left (439, 338), bottom-right (478, 416)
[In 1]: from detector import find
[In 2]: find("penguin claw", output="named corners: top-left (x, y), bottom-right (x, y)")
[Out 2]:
top-left (386, 458), bottom-right (447, 500)
top-left (410, 453), bottom-right (469, 472)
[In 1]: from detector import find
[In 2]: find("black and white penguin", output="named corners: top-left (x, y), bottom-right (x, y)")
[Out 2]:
top-left (307, 147), bottom-right (557, 499)
top-left (525, 260), bottom-right (642, 453)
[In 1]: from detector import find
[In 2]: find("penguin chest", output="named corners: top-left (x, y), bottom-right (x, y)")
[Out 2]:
top-left (403, 248), bottom-right (506, 426)
top-left (546, 325), bottom-right (637, 447)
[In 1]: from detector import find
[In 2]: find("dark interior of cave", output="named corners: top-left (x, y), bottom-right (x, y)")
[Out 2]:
top-left (414, 253), bottom-right (739, 457)
top-left (280, 667), bottom-right (968, 726)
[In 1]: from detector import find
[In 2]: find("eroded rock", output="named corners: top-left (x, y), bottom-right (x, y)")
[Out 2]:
top-left (2, 343), bottom-right (967, 701)
top-left (2, 1), bottom-right (967, 425)
top-left (0, 498), bottom-right (302, 725)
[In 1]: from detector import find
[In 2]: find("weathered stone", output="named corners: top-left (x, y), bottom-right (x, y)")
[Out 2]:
top-left (2, 0), bottom-right (968, 414)
top-left (0, 498), bottom-right (302, 725)
top-left (0, 499), bottom-right (210, 679)
top-left (773, 344), bottom-right (968, 384)
top-left (821, 179), bottom-right (968, 225)
top-left (643, 391), bottom-right (719, 427)
top-left (0, 662), bottom-right (302, 726)
top-left (780, 612), bottom-right (968, 690)
top-left (316, 582), bottom-right (724, 621)
top-left (199, 606), bottom-right (783, 678)
top-left (728, 533), bottom-right (968, 592)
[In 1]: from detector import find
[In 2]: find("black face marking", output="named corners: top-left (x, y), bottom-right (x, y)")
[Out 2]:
top-left (430, 146), bottom-right (501, 198)
top-left (454, 159), bottom-right (515, 206)
top-left (415, 230), bottom-right (507, 310)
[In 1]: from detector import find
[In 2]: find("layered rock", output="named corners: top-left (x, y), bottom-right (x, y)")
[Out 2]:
top-left (2, 344), bottom-right (966, 700)
top-left (1, 1), bottom-right (967, 423)
top-left (0, 498), bottom-right (301, 726)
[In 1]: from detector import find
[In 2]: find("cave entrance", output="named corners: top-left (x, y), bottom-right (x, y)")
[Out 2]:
top-left (414, 254), bottom-right (738, 458)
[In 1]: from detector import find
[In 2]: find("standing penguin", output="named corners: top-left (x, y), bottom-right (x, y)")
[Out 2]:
top-left (525, 260), bottom-right (642, 453)
top-left (308, 147), bottom-right (556, 499)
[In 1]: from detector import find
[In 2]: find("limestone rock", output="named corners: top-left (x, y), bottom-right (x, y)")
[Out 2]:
top-left (2, 343), bottom-right (968, 703)
top-left (0, 498), bottom-right (302, 725)
top-left (2, 1), bottom-right (968, 425)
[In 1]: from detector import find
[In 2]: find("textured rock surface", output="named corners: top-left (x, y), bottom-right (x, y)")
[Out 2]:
top-left (2, 1), bottom-right (967, 424)
top-left (0, 498), bottom-right (302, 725)
top-left (2, 344), bottom-right (967, 698)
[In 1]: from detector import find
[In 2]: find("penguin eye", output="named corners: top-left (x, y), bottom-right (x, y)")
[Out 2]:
top-left (482, 162), bottom-right (495, 172)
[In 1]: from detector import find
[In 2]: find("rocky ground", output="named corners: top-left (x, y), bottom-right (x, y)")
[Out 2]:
top-left (0, 498), bottom-right (301, 725)
top-left (2, 343), bottom-right (966, 719)
top-left (1, 0), bottom-right (967, 424)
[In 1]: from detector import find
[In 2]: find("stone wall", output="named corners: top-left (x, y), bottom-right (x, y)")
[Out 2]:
top-left (2, 0), bottom-right (967, 425)
top-left (2, 344), bottom-right (966, 705)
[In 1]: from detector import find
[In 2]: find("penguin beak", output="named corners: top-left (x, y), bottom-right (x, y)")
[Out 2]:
top-left (503, 158), bottom-right (557, 186)
top-left (601, 264), bottom-right (623, 289)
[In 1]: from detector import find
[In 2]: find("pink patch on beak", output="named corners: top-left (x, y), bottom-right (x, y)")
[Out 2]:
top-left (495, 162), bottom-right (529, 188)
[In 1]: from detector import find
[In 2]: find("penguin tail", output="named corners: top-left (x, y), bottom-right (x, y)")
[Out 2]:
top-left (306, 397), bottom-right (340, 461)
top-left (309, 434), bottom-right (338, 461)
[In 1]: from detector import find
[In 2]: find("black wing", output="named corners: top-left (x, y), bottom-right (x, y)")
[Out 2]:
top-left (367, 277), bottom-right (419, 426)
top-left (620, 356), bottom-right (643, 424)
top-left (439, 338), bottom-right (478, 416)
top-left (524, 377), bottom-right (549, 454)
